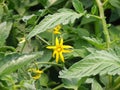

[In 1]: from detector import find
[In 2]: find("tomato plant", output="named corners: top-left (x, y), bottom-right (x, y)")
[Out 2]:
top-left (0, 0), bottom-right (120, 90)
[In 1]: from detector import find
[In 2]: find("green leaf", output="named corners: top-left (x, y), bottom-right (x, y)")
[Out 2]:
top-left (86, 78), bottom-right (103, 90)
top-left (40, 73), bottom-right (49, 87)
top-left (59, 49), bottom-right (120, 79)
top-left (110, 9), bottom-right (120, 22)
top-left (72, 0), bottom-right (84, 13)
top-left (19, 80), bottom-right (36, 90)
top-left (27, 9), bottom-right (84, 39)
top-left (92, 79), bottom-right (103, 90)
top-left (109, 25), bottom-right (120, 41)
top-left (0, 46), bottom-right (16, 52)
top-left (100, 75), bottom-right (109, 86)
top-left (0, 22), bottom-right (12, 46)
top-left (0, 4), bottom-right (4, 19)
top-left (0, 52), bottom-right (43, 76)
top-left (39, 50), bottom-right (52, 62)
top-left (72, 27), bottom-right (89, 37)
top-left (62, 77), bottom-right (86, 90)
top-left (82, 36), bottom-right (105, 49)
top-left (109, 0), bottom-right (120, 8)
top-left (22, 14), bottom-right (37, 25)
top-left (39, 0), bottom-right (48, 7)
top-left (0, 0), bottom-right (4, 3)
top-left (70, 49), bottom-right (89, 58)
top-left (81, 14), bottom-right (98, 25)
top-left (91, 5), bottom-right (98, 15)
top-left (114, 47), bottom-right (120, 57)
top-left (3, 4), bottom-right (8, 13)
top-left (80, 0), bottom-right (93, 9)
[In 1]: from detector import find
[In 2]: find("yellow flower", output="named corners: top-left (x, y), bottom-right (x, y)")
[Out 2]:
top-left (46, 37), bottom-right (72, 63)
top-left (53, 25), bottom-right (61, 34)
top-left (28, 68), bottom-right (43, 80)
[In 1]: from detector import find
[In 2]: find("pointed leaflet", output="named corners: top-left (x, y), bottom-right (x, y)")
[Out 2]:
top-left (27, 9), bottom-right (84, 39)
top-left (92, 79), bottom-right (103, 90)
top-left (0, 22), bottom-right (12, 46)
top-left (62, 77), bottom-right (86, 90)
top-left (109, 0), bottom-right (120, 8)
top-left (72, 0), bottom-right (84, 13)
top-left (0, 52), bottom-right (43, 76)
top-left (82, 36), bottom-right (105, 49)
top-left (59, 49), bottom-right (120, 79)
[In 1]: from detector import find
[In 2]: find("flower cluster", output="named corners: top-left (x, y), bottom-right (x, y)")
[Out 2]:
top-left (28, 68), bottom-right (43, 80)
top-left (47, 25), bottom-right (73, 63)
top-left (53, 25), bottom-right (61, 34)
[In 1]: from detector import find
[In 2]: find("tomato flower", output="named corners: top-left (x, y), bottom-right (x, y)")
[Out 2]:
top-left (46, 37), bottom-right (72, 63)
top-left (53, 25), bottom-right (61, 34)
top-left (28, 68), bottom-right (43, 80)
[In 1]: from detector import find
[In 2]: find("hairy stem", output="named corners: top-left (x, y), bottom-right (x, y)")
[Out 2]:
top-left (108, 75), bottom-right (113, 89)
top-left (37, 62), bottom-right (62, 67)
top-left (96, 0), bottom-right (110, 48)
top-left (113, 76), bottom-right (120, 90)
top-left (20, 40), bottom-right (27, 53)
top-left (36, 35), bottom-right (50, 45)
top-left (114, 83), bottom-right (120, 90)
top-left (52, 84), bottom-right (64, 90)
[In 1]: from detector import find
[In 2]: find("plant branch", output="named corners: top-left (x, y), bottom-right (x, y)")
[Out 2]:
top-left (103, 0), bottom-right (109, 6)
top-left (96, 0), bottom-right (110, 48)
top-left (20, 40), bottom-right (27, 53)
top-left (36, 35), bottom-right (50, 45)
top-left (37, 62), bottom-right (62, 67)
top-left (113, 76), bottom-right (120, 90)
top-left (52, 84), bottom-right (64, 90)
top-left (114, 83), bottom-right (120, 90)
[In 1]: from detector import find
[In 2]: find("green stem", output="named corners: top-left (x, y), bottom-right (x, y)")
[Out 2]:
top-left (36, 35), bottom-right (50, 45)
top-left (52, 84), bottom-right (64, 90)
top-left (15, 85), bottom-right (21, 88)
top-left (108, 75), bottom-right (112, 89)
top-left (20, 40), bottom-right (27, 53)
top-left (52, 33), bottom-right (55, 45)
top-left (103, 0), bottom-right (109, 6)
top-left (25, 8), bottom-right (49, 47)
top-left (114, 83), bottom-right (120, 90)
top-left (33, 61), bottom-right (39, 69)
top-left (0, 46), bottom-right (16, 52)
top-left (113, 76), bottom-right (120, 90)
top-left (37, 62), bottom-right (62, 67)
top-left (74, 88), bottom-right (78, 90)
top-left (115, 76), bottom-right (120, 84)
top-left (96, 0), bottom-right (110, 48)
top-left (88, 14), bottom-right (101, 20)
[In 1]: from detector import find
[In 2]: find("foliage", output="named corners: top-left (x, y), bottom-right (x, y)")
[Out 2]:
top-left (0, 0), bottom-right (120, 90)
top-left (60, 48), bottom-right (120, 79)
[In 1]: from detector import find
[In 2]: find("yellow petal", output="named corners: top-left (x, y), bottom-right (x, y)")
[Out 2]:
top-left (62, 50), bottom-right (72, 53)
top-left (60, 52), bottom-right (64, 62)
top-left (53, 50), bottom-right (57, 57)
top-left (46, 46), bottom-right (56, 49)
top-left (60, 38), bottom-right (63, 46)
top-left (63, 45), bottom-right (73, 49)
top-left (55, 52), bottom-right (59, 63)
top-left (33, 75), bottom-right (40, 80)
top-left (34, 70), bottom-right (43, 74)
top-left (56, 37), bottom-right (59, 46)
top-left (54, 31), bottom-right (61, 34)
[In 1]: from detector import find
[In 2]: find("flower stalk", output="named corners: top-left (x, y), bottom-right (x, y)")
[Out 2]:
top-left (96, 0), bottom-right (110, 48)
